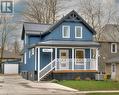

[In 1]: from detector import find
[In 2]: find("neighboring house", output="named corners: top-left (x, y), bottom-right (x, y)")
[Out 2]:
top-left (21, 10), bottom-right (100, 81)
top-left (0, 49), bottom-right (20, 62)
top-left (98, 24), bottom-right (119, 80)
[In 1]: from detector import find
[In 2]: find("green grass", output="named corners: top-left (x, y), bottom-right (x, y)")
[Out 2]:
top-left (86, 93), bottom-right (119, 95)
top-left (58, 80), bottom-right (119, 91)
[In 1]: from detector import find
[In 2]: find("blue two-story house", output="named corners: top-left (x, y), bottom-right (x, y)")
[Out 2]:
top-left (21, 10), bottom-right (100, 81)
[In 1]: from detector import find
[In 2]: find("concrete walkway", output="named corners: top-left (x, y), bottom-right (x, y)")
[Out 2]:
top-left (1, 75), bottom-right (119, 95)
top-left (0, 75), bottom-right (81, 95)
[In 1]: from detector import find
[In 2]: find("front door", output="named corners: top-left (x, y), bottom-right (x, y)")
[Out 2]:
top-left (111, 63), bottom-right (116, 80)
top-left (75, 49), bottom-right (84, 65)
top-left (59, 50), bottom-right (69, 70)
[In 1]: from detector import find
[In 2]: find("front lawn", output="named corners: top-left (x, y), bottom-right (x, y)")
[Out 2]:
top-left (58, 80), bottom-right (119, 91)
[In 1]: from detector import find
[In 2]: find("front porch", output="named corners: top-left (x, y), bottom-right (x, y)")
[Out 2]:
top-left (34, 45), bottom-right (99, 81)
top-left (36, 47), bottom-right (98, 71)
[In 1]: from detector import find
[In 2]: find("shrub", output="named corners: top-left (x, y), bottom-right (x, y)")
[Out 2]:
top-left (50, 79), bottom-right (59, 83)
top-left (75, 76), bottom-right (80, 80)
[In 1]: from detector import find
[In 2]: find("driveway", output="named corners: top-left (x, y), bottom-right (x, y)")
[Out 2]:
top-left (0, 75), bottom-right (84, 95)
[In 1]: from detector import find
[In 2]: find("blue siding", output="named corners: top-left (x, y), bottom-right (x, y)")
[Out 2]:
top-left (85, 49), bottom-right (90, 58)
top-left (40, 48), bottom-right (52, 69)
top-left (29, 36), bottom-right (41, 45)
top-left (20, 48), bottom-right (35, 72)
top-left (42, 22), bottom-right (93, 41)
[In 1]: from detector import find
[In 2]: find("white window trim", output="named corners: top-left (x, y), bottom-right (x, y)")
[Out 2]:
top-left (24, 52), bottom-right (26, 64)
top-left (75, 26), bottom-right (82, 38)
top-left (111, 43), bottom-right (117, 53)
top-left (62, 25), bottom-right (70, 38)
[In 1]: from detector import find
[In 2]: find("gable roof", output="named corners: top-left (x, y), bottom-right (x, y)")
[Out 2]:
top-left (42, 10), bottom-right (96, 36)
top-left (21, 10), bottom-right (96, 40)
top-left (98, 24), bottom-right (119, 42)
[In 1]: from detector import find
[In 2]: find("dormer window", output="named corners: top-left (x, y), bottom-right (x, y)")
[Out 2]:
top-left (62, 25), bottom-right (70, 38)
top-left (75, 26), bottom-right (82, 38)
top-left (111, 43), bottom-right (117, 53)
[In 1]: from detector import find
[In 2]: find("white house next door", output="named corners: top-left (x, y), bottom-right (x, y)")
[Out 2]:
top-left (111, 63), bottom-right (116, 80)
top-left (59, 50), bottom-right (69, 70)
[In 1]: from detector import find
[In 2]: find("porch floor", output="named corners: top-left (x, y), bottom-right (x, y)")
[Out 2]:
top-left (52, 70), bottom-right (98, 73)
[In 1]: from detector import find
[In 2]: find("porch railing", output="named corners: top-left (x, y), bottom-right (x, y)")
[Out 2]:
top-left (39, 59), bottom-right (56, 80)
top-left (56, 58), bottom-right (96, 70)
top-left (39, 58), bottom-right (97, 80)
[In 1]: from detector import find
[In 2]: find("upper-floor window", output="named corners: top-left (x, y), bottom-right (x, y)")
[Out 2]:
top-left (75, 26), bottom-right (82, 38)
top-left (111, 43), bottom-right (117, 53)
top-left (62, 25), bottom-right (70, 38)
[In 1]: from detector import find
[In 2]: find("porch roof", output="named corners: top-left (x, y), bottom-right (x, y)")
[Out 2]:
top-left (107, 56), bottom-right (119, 63)
top-left (32, 41), bottom-right (100, 47)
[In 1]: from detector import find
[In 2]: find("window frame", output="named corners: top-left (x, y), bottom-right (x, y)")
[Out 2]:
top-left (62, 25), bottom-right (70, 38)
top-left (75, 49), bottom-right (85, 65)
top-left (111, 43), bottom-right (117, 53)
top-left (75, 26), bottom-right (82, 38)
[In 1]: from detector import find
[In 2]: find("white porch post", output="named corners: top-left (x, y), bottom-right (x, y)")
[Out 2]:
top-left (34, 48), bottom-right (37, 71)
top-left (90, 48), bottom-right (92, 70)
top-left (84, 59), bottom-right (86, 70)
top-left (72, 48), bottom-right (74, 70)
top-left (38, 47), bottom-right (40, 82)
top-left (55, 48), bottom-right (57, 70)
top-left (51, 48), bottom-right (53, 61)
top-left (96, 48), bottom-right (99, 71)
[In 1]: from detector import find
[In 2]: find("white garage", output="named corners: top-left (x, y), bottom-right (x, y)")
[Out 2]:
top-left (3, 64), bottom-right (19, 74)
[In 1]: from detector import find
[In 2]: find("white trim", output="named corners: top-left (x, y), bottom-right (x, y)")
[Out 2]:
top-left (55, 48), bottom-right (57, 70)
top-left (34, 48), bottom-right (37, 71)
top-left (75, 26), bottom-right (82, 38)
top-left (62, 25), bottom-right (70, 38)
top-left (59, 49), bottom-right (69, 70)
top-left (75, 49), bottom-right (85, 65)
top-left (72, 48), bottom-right (74, 70)
top-left (38, 48), bottom-right (40, 82)
top-left (35, 46), bottom-right (98, 49)
top-left (51, 48), bottom-right (53, 61)
top-left (24, 52), bottom-right (26, 64)
top-left (111, 43), bottom-right (117, 53)
top-left (96, 48), bottom-right (99, 71)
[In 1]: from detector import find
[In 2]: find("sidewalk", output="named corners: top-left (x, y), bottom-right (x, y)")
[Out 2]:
top-left (77, 90), bottom-right (119, 94)
top-left (1, 75), bottom-right (119, 95)
top-left (0, 74), bottom-right (4, 82)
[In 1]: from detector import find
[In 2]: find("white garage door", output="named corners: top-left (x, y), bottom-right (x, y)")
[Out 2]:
top-left (4, 64), bottom-right (19, 74)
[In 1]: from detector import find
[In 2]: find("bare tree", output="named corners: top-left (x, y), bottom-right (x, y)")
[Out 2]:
top-left (12, 40), bottom-right (21, 56)
top-left (77, 0), bottom-right (117, 40)
top-left (23, 0), bottom-right (62, 24)
top-left (0, 16), bottom-right (17, 64)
